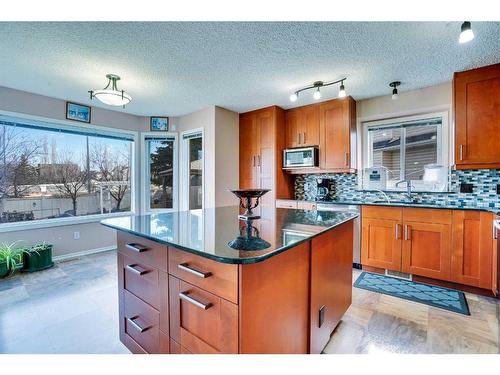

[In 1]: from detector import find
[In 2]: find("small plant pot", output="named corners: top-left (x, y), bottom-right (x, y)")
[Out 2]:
top-left (0, 261), bottom-right (8, 278)
top-left (22, 244), bottom-right (54, 272)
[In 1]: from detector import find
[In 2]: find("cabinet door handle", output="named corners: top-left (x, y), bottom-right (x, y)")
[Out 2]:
top-left (303, 132), bottom-right (307, 144)
top-left (127, 316), bottom-right (151, 333)
top-left (493, 224), bottom-right (498, 240)
top-left (257, 155), bottom-right (261, 166)
top-left (178, 263), bottom-right (212, 278)
top-left (126, 243), bottom-right (148, 253)
top-left (395, 224), bottom-right (401, 239)
top-left (344, 152), bottom-right (349, 167)
top-left (179, 292), bottom-right (212, 310)
top-left (459, 145), bottom-right (464, 161)
top-left (252, 155), bottom-right (256, 167)
top-left (298, 132), bottom-right (302, 144)
top-left (404, 225), bottom-right (411, 241)
top-left (126, 264), bottom-right (148, 276)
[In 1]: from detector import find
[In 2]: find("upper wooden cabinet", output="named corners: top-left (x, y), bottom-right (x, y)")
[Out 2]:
top-left (319, 97), bottom-right (357, 171)
top-left (285, 105), bottom-right (320, 148)
top-left (239, 106), bottom-right (294, 204)
top-left (454, 63), bottom-right (500, 169)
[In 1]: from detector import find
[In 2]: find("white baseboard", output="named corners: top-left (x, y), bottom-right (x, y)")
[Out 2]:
top-left (53, 246), bottom-right (117, 262)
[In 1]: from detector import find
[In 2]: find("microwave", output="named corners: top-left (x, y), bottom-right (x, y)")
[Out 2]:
top-left (283, 147), bottom-right (319, 169)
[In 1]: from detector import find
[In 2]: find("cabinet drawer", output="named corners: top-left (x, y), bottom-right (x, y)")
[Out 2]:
top-left (123, 290), bottom-right (161, 354)
top-left (122, 254), bottom-right (160, 309)
top-left (403, 207), bottom-right (452, 225)
top-left (169, 276), bottom-right (238, 354)
top-left (276, 199), bottom-right (298, 209)
top-left (362, 205), bottom-right (402, 220)
top-left (117, 232), bottom-right (167, 271)
top-left (168, 247), bottom-right (238, 304)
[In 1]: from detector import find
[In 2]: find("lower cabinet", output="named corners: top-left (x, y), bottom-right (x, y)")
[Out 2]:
top-left (168, 276), bottom-right (238, 354)
top-left (361, 205), bottom-right (496, 292)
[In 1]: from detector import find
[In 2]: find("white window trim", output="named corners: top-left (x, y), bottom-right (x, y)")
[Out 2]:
top-left (0, 109), bottom-right (138, 233)
top-left (180, 128), bottom-right (204, 211)
top-left (360, 110), bottom-right (449, 191)
top-left (140, 131), bottom-right (179, 214)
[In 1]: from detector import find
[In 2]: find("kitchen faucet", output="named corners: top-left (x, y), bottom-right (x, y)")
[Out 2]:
top-left (395, 179), bottom-right (413, 202)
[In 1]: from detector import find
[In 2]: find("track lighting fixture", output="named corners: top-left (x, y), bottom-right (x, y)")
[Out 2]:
top-left (459, 21), bottom-right (474, 44)
top-left (289, 78), bottom-right (347, 102)
top-left (390, 81), bottom-right (401, 100)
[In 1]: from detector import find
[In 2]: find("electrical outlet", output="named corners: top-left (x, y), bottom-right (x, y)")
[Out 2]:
top-left (73, 231), bottom-right (80, 240)
top-left (497, 184), bottom-right (500, 194)
top-left (460, 183), bottom-right (474, 193)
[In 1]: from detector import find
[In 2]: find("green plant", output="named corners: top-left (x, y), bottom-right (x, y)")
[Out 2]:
top-left (0, 241), bottom-right (30, 274)
top-left (30, 242), bottom-right (51, 252)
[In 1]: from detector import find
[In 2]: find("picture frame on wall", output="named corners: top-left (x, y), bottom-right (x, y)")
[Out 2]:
top-left (66, 102), bottom-right (91, 123)
top-left (150, 116), bottom-right (169, 131)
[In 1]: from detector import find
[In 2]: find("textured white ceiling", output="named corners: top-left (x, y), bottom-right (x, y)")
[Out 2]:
top-left (0, 22), bottom-right (499, 116)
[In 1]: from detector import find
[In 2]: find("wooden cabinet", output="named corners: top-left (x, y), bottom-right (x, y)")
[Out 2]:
top-left (361, 206), bottom-right (402, 271)
top-left (239, 106), bottom-right (293, 205)
top-left (285, 105), bottom-right (320, 148)
top-left (310, 221), bottom-right (353, 354)
top-left (454, 63), bottom-right (500, 169)
top-left (169, 277), bottom-right (239, 354)
top-left (451, 211), bottom-right (495, 289)
top-left (319, 97), bottom-right (356, 171)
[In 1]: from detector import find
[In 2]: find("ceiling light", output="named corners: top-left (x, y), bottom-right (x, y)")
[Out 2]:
top-left (338, 80), bottom-right (346, 98)
top-left (89, 74), bottom-right (132, 107)
top-left (459, 21), bottom-right (474, 44)
top-left (313, 87), bottom-right (322, 100)
top-left (390, 81), bottom-right (401, 100)
top-left (289, 78), bottom-right (347, 103)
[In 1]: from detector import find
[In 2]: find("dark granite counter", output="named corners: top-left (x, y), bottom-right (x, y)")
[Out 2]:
top-left (317, 199), bottom-right (499, 214)
top-left (101, 205), bottom-right (358, 264)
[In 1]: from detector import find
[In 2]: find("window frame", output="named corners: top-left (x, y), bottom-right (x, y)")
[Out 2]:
top-left (362, 111), bottom-right (449, 191)
top-left (140, 131), bottom-right (179, 214)
top-left (0, 109), bottom-right (138, 233)
top-left (180, 128), bottom-right (204, 211)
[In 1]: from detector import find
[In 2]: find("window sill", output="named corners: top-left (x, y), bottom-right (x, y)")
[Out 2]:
top-left (0, 211), bottom-right (134, 233)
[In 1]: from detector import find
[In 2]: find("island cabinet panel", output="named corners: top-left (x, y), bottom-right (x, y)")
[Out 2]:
top-left (451, 211), bottom-right (494, 289)
top-left (454, 63), bottom-right (500, 169)
top-left (319, 97), bottom-right (356, 172)
top-left (168, 247), bottom-right (239, 304)
top-left (169, 276), bottom-right (239, 354)
top-left (361, 206), bottom-right (403, 271)
top-left (310, 220), bottom-right (353, 354)
top-left (117, 231), bottom-right (168, 272)
top-left (239, 241), bottom-right (310, 354)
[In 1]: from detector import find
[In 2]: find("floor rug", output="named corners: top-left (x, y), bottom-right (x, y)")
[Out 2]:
top-left (353, 271), bottom-right (470, 315)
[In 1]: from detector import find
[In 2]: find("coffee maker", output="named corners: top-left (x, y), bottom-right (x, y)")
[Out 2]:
top-left (315, 178), bottom-right (335, 201)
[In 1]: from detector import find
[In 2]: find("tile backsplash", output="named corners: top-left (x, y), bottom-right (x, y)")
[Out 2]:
top-left (295, 169), bottom-right (500, 210)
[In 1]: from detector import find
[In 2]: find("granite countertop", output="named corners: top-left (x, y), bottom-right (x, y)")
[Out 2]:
top-left (101, 206), bottom-right (358, 264)
top-left (315, 199), bottom-right (499, 214)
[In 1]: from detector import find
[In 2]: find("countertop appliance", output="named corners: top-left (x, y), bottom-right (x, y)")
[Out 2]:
top-left (316, 178), bottom-right (335, 201)
top-left (316, 203), bottom-right (361, 267)
top-left (283, 146), bottom-right (319, 169)
top-left (363, 167), bottom-right (388, 190)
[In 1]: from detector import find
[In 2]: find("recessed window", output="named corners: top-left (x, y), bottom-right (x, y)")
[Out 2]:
top-left (183, 132), bottom-right (203, 210)
top-left (0, 115), bottom-right (134, 225)
top-left (364, 114), bottom-right (448, 191)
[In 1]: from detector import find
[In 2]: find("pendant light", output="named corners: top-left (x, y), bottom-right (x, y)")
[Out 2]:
top-left (313, 87), bottom-right (322, 100)
top-left (459, 21), bottom-right (474, 44)
top-left (89, 74), bottom-right (132, 107)
top-left (338, 80), bottom-right (346, 98)
top-left (390, 81), bottom-right (401, 100)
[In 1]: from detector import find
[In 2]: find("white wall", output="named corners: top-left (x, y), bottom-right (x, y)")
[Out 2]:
top-left (0, 86), bottom-right (149, 257)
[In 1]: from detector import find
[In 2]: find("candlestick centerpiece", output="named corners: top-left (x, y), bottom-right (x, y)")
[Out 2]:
top-left (229, 189), bottom-right (270, 220)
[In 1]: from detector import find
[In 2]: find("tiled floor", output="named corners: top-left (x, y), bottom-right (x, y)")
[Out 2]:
top-left (1, 251), bottom-right (499, 354)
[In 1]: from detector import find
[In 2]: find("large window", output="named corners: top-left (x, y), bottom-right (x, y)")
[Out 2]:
top-left (144, 135), bottom-right (176, 211)
top-left (0, 115), bottom-right (134, 225)
top-left (364, 114), bottom-right (448, 191)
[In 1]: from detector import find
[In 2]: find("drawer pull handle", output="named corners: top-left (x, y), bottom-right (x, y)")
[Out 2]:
top-left (126, 264), bottom-right (148, 276)
top-left (179, 292), bottom-right (212, 310)
top-left (178, 263), bottom-right (212, 278)
top-left (126, 243), bottom-right (148, 253)
top-left (127, 316), bottom-right (150, 333)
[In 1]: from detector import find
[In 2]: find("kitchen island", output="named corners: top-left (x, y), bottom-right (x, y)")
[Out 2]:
top-left (101, 206), bottom-right (357, 354)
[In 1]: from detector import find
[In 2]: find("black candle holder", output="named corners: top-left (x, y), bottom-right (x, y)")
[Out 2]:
top-left (229, 189), bottom-right (270, 220)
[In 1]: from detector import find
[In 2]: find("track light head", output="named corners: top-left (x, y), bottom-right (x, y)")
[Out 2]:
top-left (338, 81), bottom-right (346, 98)
top-left (390, 81), bottom-right (401, 100)
top-left (289, 92), bottom-right (298, 102)
top-left (459, 21), bottom-right (474, 44)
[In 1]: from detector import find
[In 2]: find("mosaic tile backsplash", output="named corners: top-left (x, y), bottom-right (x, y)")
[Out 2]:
top-left (294, 169), bottom-right (500, 210)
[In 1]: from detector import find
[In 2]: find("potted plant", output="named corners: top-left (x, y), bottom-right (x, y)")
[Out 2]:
top-left (23, 242), bottom-right (54, 272)
top-left (0, 241), bottom-right (29, 278)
